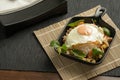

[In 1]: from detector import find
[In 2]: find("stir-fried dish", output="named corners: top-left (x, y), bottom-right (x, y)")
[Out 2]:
top-left (50, 19), bottom-right (112, 63)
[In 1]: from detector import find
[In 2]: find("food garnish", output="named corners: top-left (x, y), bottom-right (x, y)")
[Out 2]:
top-left (50, 40), bottom-right (67, 54)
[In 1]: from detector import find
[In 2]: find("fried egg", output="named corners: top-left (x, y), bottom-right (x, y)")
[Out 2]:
top-left (65, 23), bottom-right (104, 47)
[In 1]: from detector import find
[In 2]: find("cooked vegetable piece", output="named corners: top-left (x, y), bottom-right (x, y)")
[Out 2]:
top-left (71, 49), bottom-right (86, 59)
top-left (92, 48), bottom-right (103, 59)
top-left (102, 27), bottom-right (110, 36)
top-left (68, 20), bottom-right (84, 28)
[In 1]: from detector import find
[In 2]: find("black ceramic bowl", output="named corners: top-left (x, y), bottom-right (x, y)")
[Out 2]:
top-left (56, 7), bottom-right (116, 65)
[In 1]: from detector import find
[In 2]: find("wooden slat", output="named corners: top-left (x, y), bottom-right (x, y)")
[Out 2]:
top-left (34, 5), bottom-right (120, 80)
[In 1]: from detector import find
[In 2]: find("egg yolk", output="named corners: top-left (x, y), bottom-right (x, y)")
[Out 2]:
top-left (77, 24), bottom-right (92, 35)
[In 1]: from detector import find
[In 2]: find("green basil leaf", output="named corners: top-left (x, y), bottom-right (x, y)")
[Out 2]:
top-left (61, 44), bottom-right (68, 53)
top-left (50, 40), bottom-right (68, 55)
top-left (50, 40), bottom-right (60, 48)
top-left (71, 49), bottom-right (86, 58)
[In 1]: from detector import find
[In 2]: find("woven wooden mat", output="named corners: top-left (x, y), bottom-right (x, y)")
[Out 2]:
top-left (34, 5), bottom-right (120, 80)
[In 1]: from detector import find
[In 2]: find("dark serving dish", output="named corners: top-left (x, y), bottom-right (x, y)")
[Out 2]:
top-left (56, 7), bottom-right (116, 65)
top-left (0, 0), bottom-right (67, 38)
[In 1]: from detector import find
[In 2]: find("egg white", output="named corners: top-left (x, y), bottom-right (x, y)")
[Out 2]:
top-left (65, 23), bottom-right (104, 47)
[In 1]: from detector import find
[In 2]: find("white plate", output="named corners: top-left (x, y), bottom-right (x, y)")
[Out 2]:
top-left (0, 0), bottom-right (44, 15)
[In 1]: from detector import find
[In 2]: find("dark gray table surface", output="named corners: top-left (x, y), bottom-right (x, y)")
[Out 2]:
top-left (0, 0), bottom-right (120, 77)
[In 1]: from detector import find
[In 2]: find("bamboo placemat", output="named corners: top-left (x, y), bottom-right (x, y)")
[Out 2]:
top-left (34, 5), bottom-right (120, 80)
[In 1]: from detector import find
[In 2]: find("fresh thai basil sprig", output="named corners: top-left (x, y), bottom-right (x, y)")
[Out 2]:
top-left (50, 40), bottom-right (67, 54)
